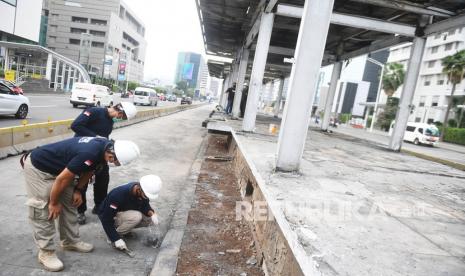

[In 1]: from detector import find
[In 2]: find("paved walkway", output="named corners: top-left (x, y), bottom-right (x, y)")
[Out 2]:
top-left (0, 105), bottom-right (211, 275)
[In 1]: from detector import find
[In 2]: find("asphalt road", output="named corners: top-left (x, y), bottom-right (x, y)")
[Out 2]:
top-left (0, 104), bottom-right (212, 275)
top-left (0, 93), bottom-right (180, 128)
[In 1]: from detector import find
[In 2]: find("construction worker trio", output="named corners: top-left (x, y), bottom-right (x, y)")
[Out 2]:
top-left (21, 102), bottom-right (163, 272)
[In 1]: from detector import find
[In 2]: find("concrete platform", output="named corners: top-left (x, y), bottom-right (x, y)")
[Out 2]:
top-left (223, 114), bottom-right (465, 276)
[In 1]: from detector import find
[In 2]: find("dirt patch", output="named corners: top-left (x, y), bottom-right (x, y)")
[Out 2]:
top-left (176, 134), bottom-right (264, 275)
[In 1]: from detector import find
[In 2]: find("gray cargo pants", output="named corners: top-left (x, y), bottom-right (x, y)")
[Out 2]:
top-left (23, 157), bottom-right (80, 251)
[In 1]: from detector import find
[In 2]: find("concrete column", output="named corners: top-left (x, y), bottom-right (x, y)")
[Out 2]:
top-left (243, 12), bottom-right (274, 132)
top-left (276, 0), bottom-right (335, 171)
top-left (273, 77), bottom-right (285, 117)
top-left (60, 62), bottom-right (66, 89)
top-left (321, 61), bottom-right (342, 131)
top-left (388, 35), bottom-right (426, 151)
top-left (54, 61), bottom-right (59, 91)
top-left (232, 49), bottom-right (250, 118)
top-left (219, 74), bottom-right (230, 106)
top-left (4, 47), bottom-right (9, 70)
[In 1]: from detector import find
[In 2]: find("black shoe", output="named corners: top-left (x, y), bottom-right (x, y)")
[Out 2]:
top-left (92, 205), bottom-right (100, 215)
top-left (77, 213), bottom-right (86, 225)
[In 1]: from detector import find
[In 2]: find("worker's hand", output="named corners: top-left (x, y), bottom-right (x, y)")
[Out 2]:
top-left (151, 213), bottom-right (159, 225)
top-left (114, 239), bottom-right (127, 250)
top-left (72, 190), bottom-right (83, 207)
top-left (48, 202), bottom-right (63, 220)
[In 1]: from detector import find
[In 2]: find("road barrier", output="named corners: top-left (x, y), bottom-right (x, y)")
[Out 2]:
top-left (0, 104), bottom-right (203, 159)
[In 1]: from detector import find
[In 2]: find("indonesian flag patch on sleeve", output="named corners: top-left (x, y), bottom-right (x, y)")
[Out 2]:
top-left (84, 160), bottom-right (93, 166)
top-left (110, 204), bottom-right (118, 210)
top-left (84, 111), bottom-right (91, 116)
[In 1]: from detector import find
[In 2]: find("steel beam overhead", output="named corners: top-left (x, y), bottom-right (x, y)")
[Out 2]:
top-left (350, 0), bottom-right (455, 18)
top-left (276, 4), bottom-right (417, 37)
top-left (339, 36), bottom-right (412, 61)
top-left (425, 13), bottom-right (465, 35)
top-left (265, 0), bottom-right (279, 13)
top-left (245, 16), bottom-right (261, 48)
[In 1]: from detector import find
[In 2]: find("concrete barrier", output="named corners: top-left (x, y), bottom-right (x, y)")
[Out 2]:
top-left (0, 104), bottom-right (204, 159)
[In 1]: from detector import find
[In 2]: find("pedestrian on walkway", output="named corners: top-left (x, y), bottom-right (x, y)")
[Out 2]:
top-left (21, 137), bottom-right (140, 272)
top-left (225, 83), bottom-right (236, 114)
top-left (98, 175), bottom-right (162, 252)
top-left (71, 102), bottom-right (137, 225)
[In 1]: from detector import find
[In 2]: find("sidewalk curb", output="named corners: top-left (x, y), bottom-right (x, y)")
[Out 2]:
top-left (401, 149), bottom-right (465, 171)
top-left (149, 134), bottom-right (208, 276)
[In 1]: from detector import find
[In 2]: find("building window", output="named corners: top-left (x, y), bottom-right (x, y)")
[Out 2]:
top-left (445, 43), bottom-right (454, 51)
top-left (437, 79), bottom-right (444, 85)
top-left (431, 96), bottom-right (439, 107)
top-left (72, 16), bottom-right (88, 23)
top-left (69, 39), bottom-right (80, 45)
top-left (448, 29), bottom-right (456, 36)
top-left (71, 28), bottom-right (86, 34)
top-left (90, 30), bottom-right (106, 37)
top-left (424, 76), bottom-right (431, 86)
top-left (90, 19), bottom-right (107, 26)
top-left (48, 36), bottom-right (57, 43)
top-left (419, 96), bottom-right (426, 107)
top-left (51, 14), bottom-right (59, 22)
top-left (415, 117), bottom-right (421, 123)
top-left (431, 46), bottom-right (439, 54)
top-left (92, 41), bottom-right (104, 48)
top-left (427, 119), bottom-right (434, 124)
top-left (1, 0), bottom-right (17, 6)
top-left (427, 60), bottom-right (436, 68)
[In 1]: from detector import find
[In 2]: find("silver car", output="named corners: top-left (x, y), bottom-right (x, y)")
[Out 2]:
top-left (0, 82), bottom-right (30, 119)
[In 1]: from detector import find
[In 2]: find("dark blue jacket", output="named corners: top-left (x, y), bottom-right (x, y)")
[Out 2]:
top-left (30, 137), bottom-right (108, 176)
top-left (71, 107), bottom-right (114, 138)
top-left (98, 183), bottom-right (154, 242)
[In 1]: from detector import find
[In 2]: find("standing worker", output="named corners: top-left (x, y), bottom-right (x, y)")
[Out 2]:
top-left (71, 102), bottom-right (137, 224)
top-left (21, 137), bottom-right (140, 271)
top-left (225, 83), bottom-right (236, 114)
top-left (98, 175), bottom-right (162, 252)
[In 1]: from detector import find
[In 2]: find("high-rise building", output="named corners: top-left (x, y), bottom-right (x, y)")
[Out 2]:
top-left (384, 26), bottom-right (465, 124)
top-left (0, 0), bottom-right (43, 44)
top-left (42, 0), bottom-right (147, 82)
top-left (174, 52), bottom-right (207, 89)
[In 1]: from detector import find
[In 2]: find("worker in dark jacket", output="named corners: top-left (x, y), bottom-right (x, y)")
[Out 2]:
top-left (22, 137), bottom-right (140, 271)
top-left (98, 175), bottom-right (161, 252)
top-left (225, 83), bottom-right (236, 114)
top-left (71, 102), bottom-right (137, 225)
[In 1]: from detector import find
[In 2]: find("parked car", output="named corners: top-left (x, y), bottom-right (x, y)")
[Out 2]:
top-left (0, 79), bottom-right (24, 95)
top-left (403, 122), bottom-right (440, 146)
top-left (133, 87), bottom-right (158, 106)
top-left (181, 96), bottom-right (192, 105)
top-left (0, 82), bottom-right (29, 119)
top-left (70, 82), bottom-right (114, 108)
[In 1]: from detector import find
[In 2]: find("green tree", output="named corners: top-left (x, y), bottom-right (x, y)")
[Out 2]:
top-left (382, 62), bottom-right (405, 97)
top-left (441, 50), bottom-right (465, 140)
top-left (127, 81), bottom-right (139, 91)
top-left (376, 62), bottom-right (405, 131)
top-left (176, 81), bottom-right (188, 93)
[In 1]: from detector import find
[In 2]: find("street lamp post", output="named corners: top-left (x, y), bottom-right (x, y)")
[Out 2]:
top-left (366, 57), bottom-right (385, 132)
top-left (125, 47), bottom-right (139, 92)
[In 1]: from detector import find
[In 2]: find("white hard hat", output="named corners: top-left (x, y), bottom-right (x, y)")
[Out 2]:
top-left (120, 102), bottom-right (137, 120)
top-left (114, 140), bottom-right (140, 165)
top-left (140, 175), bottom-right (162, 201)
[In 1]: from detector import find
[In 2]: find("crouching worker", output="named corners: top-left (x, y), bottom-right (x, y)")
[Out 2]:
top-left (22, 137), bottom-right (140, 272)
top-left (98, 175), bottom-right (161, 252)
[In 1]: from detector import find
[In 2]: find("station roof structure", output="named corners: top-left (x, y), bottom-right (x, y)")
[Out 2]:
top-left (196, 0), bottom-right (465, 79)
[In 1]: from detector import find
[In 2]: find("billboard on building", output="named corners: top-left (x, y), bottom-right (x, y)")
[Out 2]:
top-left (182, 63), bottom-right (194, 80)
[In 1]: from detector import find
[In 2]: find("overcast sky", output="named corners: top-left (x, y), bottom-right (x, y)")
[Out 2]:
top-left (126, 0), bottom-right (205, 84)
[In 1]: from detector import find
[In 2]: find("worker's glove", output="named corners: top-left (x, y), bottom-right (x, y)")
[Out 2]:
top-left (114, 239), bottom-right (128, 250)
top-left (151, 214), bottom-right (159, 225)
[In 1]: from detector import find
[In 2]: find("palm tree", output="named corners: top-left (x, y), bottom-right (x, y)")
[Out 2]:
top-left (382, 62), bottom-right (405, 97)
top-left (441, 50), bottom-right (465, 140)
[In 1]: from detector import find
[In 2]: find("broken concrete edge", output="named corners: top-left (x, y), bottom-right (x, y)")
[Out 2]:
top-left (0, 104), bottom-right (206, 160)
top-left (149, 134), bottom-right (208, 276)
top-left (207, 122), bottom-right (321, 276)
top-left (401, 148), bottom-right (465, 171)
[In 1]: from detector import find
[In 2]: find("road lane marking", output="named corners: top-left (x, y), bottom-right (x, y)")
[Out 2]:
top-left (31, 105), bottom-right (58, 108)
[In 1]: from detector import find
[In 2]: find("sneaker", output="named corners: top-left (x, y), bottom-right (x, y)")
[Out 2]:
top-left (38, 249), bottom-right (64, 272)
top-left (77, 213), bottom-right (86, 225)
top-left (60, 241), bottom-right (94, 253)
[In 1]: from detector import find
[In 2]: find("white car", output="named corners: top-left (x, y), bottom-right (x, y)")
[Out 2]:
top-left (133, 87), bottom-right (158, 106)
top-left (0, 82), bottom-right (29, 119)
top-left (404, 122), bottom-right (440, 146)
top-left (70, 82), bottom-right (114, 108)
